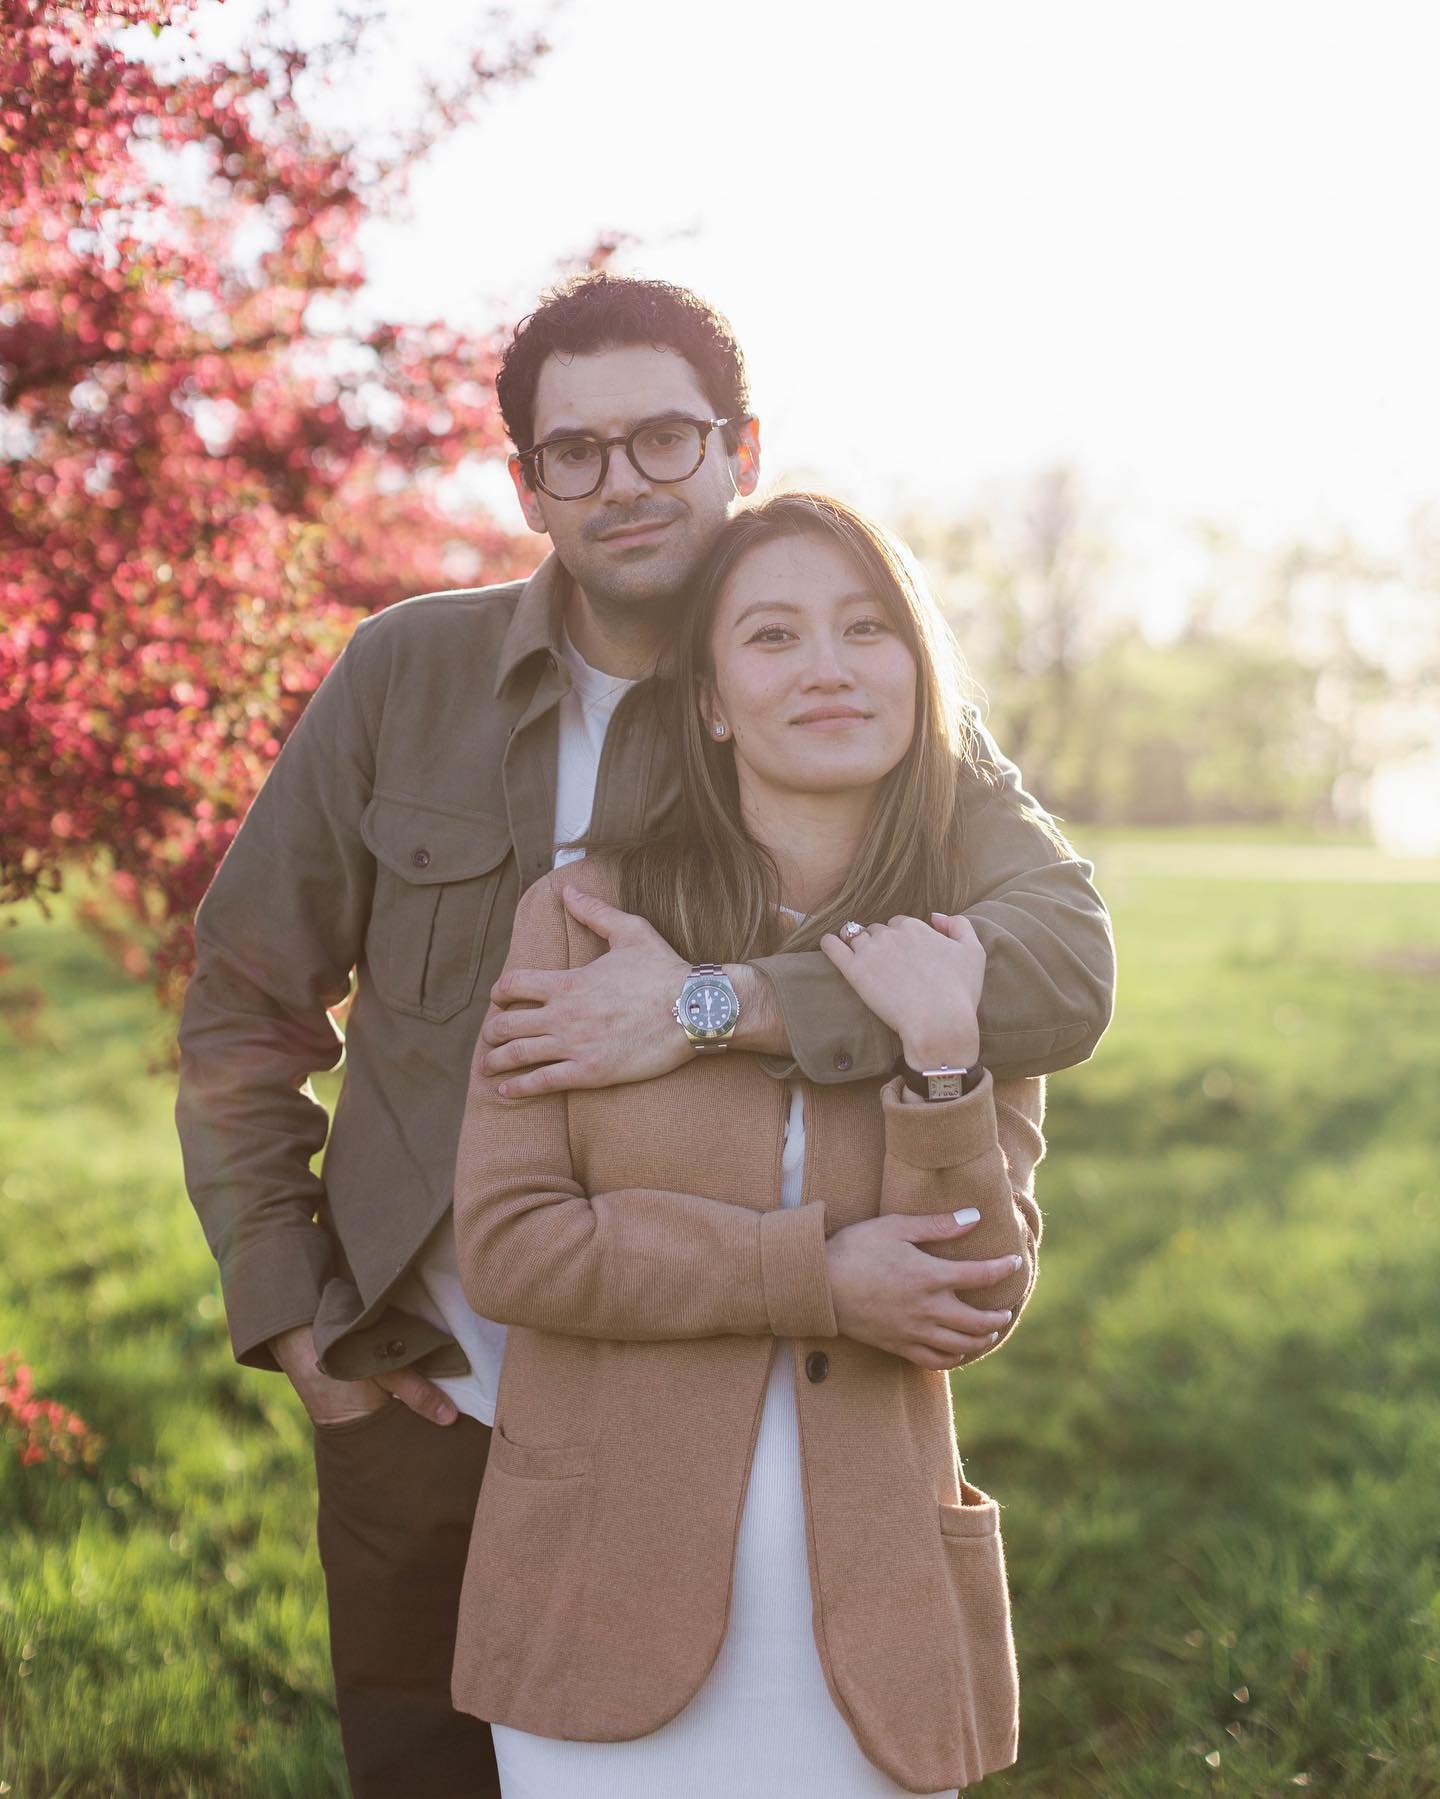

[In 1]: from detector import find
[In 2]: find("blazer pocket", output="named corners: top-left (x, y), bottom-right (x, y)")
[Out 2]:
top-left (937, 1475), bottom-right (1019, 1753)
top-left (937, 1474), bottom-right (1001, 1540)
top-left (360, 792), bottom-right (513, 1022)
top-left (488, 1419), bottom-right (593, 1481)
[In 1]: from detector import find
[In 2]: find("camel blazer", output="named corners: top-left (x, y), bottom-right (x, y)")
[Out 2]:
top-left (449, 855), bottom-right (1048, 1794)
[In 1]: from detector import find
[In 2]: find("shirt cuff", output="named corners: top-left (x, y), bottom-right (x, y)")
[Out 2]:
top-left (221, 1226), bottom-right (333, 1371)
top-left (747, 950), bottom-right (899, 1084)
top-left (759, 1203), bottom-right (838, 1338)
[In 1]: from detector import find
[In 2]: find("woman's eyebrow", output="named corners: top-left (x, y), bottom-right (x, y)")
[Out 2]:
top-left (732, 599), bottom-right (802, 628)
top-left (732, 592), bottom-right (879, 628)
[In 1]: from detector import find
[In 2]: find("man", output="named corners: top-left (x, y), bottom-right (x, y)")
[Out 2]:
top-left (175, 273), bottom-right (1114, 1799)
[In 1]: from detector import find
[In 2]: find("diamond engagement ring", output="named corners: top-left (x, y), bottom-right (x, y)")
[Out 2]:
top-left (839, 920), bottom-right (866, 943)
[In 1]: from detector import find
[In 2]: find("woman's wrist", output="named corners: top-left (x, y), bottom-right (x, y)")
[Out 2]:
top-left (898, 1035), bottom-right (981, 1074)
top-left (896, 1057), bottom-right (986, 1102)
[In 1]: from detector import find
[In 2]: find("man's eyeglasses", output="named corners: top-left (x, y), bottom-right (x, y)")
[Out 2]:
top-left (516, 416), bottom-right (736, 502)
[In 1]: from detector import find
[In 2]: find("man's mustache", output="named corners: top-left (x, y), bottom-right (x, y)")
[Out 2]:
top-left (583, 506), bottom-right (686, 543)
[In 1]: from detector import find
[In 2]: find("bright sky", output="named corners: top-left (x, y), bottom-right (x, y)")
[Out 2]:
top-left (162, 0), bottom-right (1440, 624)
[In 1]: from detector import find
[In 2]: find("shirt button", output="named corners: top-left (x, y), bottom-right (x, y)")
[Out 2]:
top-left (411, 848), bottom-right (431, 868)
top-left (805, 1351), bottom-right (829, 1383)
top-left (378, 1338), bottom-right (407, 1359)
top-left (832, 1050), bottom-right (852, 1072)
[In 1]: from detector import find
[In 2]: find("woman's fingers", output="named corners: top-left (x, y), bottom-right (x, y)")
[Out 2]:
top-left (819, 932), bottom-right (861, 977)
top-left (935, 1295), bottom-right (1014, 1332)
top-left (929, 911), bottom-right (982, 949)
top-left (940, 1253), bottom-right (1026, 1288)
top-left (906, 1328), bottom-right (999, 1369)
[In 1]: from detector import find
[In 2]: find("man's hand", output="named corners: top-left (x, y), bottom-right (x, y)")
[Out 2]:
top-left (270, 1323), bottom-right (460, 1428)
top-left (824, 1211), bottom-right (1020, 1371)
top-left (481, 888), bottom-right (691, 1098)
top-left (819, 911), bottom-right (984, 1071)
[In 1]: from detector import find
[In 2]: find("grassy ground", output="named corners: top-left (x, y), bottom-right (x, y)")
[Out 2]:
top-left (1, 834), bottom-right (1437, 1797)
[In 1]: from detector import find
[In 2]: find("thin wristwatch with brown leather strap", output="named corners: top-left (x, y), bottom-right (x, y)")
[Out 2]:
top-left (897, 1057), bottom-right (985, 1101)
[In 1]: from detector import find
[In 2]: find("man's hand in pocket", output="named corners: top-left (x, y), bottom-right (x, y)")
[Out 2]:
top-left (269, 1323), bottom-right (459, 1427)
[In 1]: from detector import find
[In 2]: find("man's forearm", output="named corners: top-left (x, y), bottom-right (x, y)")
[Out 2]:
top-left (725, 963), bottom-right (789, 1056)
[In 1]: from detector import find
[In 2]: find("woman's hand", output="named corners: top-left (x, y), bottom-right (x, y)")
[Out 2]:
top-left (819, 911), bottom-right (984, 1071)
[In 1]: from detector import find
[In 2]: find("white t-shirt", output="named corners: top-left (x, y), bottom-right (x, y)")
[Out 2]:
top-left (385, 629), bottom-right (639, 1424)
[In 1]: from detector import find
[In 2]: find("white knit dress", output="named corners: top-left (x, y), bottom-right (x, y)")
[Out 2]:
top-left (490, 1081), bottom-right (957, 1799)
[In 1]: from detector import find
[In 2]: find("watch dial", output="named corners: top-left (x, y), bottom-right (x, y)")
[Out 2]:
top-left (685, 982), bottom-right (735, 1032)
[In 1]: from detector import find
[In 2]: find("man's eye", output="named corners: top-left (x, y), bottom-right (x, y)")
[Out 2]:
top-left (552, 442), bottom-right (596, 466)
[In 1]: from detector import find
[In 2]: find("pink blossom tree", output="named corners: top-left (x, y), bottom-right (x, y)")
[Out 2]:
top-left (2, 0), bottom-right (560, 1003)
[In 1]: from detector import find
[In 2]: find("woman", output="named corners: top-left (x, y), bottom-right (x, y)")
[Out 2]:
top-left (450, 494), bottom-right (1050, 1797)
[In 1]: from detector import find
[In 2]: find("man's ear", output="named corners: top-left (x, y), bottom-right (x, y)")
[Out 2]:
top-left (729, 416), bottom-right (762, 498)
top-left (507, 453), bottom-right (550, 535)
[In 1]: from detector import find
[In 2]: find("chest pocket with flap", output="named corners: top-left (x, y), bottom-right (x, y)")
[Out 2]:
top-left (360, 792), bottom-right (514, 1023)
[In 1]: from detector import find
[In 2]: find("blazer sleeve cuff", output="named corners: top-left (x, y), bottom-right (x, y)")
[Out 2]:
top-left (759, 1203), bottom-right (838, 1338)
top-left (881, 1068), bottom-right (1002, 1171)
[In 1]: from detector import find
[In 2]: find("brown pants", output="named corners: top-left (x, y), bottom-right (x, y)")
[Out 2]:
top-left (311, 1399), bottom-right (501, 1799)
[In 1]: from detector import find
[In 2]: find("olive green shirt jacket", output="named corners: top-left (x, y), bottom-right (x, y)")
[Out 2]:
top-left (173, 553), bottom-right (1115, 1384)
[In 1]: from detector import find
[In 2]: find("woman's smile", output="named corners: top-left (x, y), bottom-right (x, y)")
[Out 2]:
top-left (789, 705), bottom-right (874, 729)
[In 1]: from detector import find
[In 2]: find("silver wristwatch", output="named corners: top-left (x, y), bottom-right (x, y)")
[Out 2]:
top-left (673, 964), bottom-right (741, 1054)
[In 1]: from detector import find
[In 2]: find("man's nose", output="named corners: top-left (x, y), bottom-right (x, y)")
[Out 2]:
top-left (597, 441), bottom-right (652, 505)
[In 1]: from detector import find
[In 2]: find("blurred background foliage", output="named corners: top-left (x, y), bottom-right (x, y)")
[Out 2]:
top-left (906, 466), bottom-right (1440, 840)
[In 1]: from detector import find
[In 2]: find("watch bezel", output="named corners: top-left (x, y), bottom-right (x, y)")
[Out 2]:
top-left (674, 967), bottom-right (740, 1044)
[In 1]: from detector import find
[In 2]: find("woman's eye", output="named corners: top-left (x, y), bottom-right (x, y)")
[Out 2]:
top-left (847, 616), bottom-right (891, 637)
top-left (746, 625), bottom-right (793, 645)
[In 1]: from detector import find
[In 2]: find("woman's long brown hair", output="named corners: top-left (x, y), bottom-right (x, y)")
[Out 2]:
top-left (580, 492), bottom-right (1029, 964)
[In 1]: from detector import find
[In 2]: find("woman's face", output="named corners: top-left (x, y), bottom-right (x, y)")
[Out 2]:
top-left (704, 530), bottom-right (919, 803)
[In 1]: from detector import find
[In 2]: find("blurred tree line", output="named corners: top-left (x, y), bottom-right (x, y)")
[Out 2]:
top-left (906, 466), bottom-right (1440, 832)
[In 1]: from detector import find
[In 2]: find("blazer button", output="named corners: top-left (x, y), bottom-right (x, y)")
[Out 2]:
top-left (805, 1351), bottom-right (829, 1383)
top-left (378, 1338), bottom-right (406, 1359)
top-left (832, 1050), bottom-right (852, 1072)
top-left (411, 848), bottom-right (431, 868)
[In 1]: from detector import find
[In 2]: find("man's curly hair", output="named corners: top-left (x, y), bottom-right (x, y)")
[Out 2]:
top-left (496, 272), bottom-right (751, 462)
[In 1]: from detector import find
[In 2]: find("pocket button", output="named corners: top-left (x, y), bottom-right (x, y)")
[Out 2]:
top-left (378, 1338), bottom-right (407, 1359)
top-left (411, 848), bottom-right (431, 868)
top-left (805, 1351), bottom-right (829, 1383)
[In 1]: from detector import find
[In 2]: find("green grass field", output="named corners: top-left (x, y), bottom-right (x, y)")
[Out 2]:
top-left (2, 835), bottom-right (1438, 1797)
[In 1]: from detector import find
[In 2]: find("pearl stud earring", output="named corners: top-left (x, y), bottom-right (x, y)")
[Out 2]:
top-left (713, 722), bottom-right (728, 738)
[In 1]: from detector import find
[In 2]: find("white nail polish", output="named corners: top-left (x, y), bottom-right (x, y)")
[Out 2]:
top-left (953, 1207), bottom-right (980, 1225)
